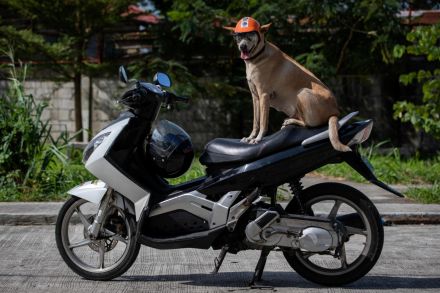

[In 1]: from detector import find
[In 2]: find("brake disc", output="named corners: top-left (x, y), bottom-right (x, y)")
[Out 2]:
top-left (82, 215), bottom-right (118, 252)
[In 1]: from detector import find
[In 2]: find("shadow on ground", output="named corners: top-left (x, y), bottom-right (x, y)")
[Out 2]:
top-left (119, 272), bottom-right (440, 289)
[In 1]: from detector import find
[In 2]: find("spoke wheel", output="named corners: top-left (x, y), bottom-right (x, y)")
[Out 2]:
top-left (283, 183), bottom-right (384, 286)
top-left (55, 196), bottom-right (140, 280)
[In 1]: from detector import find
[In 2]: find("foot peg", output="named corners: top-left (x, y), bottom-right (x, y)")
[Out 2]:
top-left (249, 248), bottom-right (272, 288)
top-left (211, 245), bottom-right (228, 274)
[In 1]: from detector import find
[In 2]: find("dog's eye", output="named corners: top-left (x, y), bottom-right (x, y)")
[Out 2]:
top-left (233, 35), bottom-right (241, 41)
top-left (244, 32), bottom-right (256, 40)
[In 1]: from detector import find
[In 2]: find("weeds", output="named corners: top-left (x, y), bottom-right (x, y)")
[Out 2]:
top-left (0, 50), bottom-right (93, 201)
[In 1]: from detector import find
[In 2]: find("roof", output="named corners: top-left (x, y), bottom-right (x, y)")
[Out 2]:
top-left (397, 10), bottom-right (440, 25)
top-left (122, 4), bottom-right (160, 24)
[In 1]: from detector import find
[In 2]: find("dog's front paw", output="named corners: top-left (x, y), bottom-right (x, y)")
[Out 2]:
top-left (241, 137), bottom-right (252, 143)
top-left (281, 119), bottom-right (291, 128)
top-left (249, 137), bottom-right (262, 144)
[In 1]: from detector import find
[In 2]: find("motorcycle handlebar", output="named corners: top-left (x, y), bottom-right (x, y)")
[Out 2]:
top-left (166, 92), bottom-right (189, 104)
top-left (119, 82), bottom-right (189, 106)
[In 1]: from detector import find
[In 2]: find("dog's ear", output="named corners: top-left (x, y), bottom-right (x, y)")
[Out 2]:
top-left (223, 26), bottom-right (235, 33)
top-left (260, 23), bottom-right (272, 34)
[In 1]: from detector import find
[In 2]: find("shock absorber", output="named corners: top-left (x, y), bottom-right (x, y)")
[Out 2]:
top-left (288, 178), bottom-right (305, 214)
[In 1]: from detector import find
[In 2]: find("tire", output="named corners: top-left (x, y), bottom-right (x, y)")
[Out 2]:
top-left (283, 182), bottom-right (384, 286)
top-left (55, 196), bottom-right (141, 280)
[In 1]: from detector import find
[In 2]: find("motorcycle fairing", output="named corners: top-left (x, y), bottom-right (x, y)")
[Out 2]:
top-left (85, 116), bottom-right (151, 220)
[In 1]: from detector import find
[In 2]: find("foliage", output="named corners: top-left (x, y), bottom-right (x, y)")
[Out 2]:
top-left (0, 53), bottom-right (94, 201)
top-left (406, 182), bottom-right (440, 204)
top-left (0, 51), bottom-right (63, 185)
top-left (0, 161), bottom-right (94, 201)
top-left (316, 143), bottom-right (440, 185)
top-left (161, 0), bottom-right (404, 77)
top-left (0, 0), bottom-right (133, 139)
top-left (168, 158), bottom-right (205, 185)
top-left (393, 24), bottom-right (440, 139)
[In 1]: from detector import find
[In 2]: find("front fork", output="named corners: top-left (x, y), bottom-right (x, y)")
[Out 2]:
top-left (88, 188), bottom-right (113, 238)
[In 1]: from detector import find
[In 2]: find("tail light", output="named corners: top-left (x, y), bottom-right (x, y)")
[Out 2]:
top-left (348, 121), bottom-right (373, 146)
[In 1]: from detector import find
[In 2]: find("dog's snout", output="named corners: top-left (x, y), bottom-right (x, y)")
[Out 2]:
top-left (239, 43), bottom-right (247, 51)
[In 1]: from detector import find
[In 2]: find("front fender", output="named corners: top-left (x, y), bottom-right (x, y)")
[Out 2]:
top-left (67, 180), bottom-right (108, 204)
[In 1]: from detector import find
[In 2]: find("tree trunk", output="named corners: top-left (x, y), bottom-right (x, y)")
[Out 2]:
top-left (88, 76), bottom-right (93, 141)
top-left (74, 72), bottom-right (83, 141)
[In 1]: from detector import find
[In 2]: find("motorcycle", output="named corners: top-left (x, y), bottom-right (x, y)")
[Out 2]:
top-left (55, 66), bottom-right (403, 286)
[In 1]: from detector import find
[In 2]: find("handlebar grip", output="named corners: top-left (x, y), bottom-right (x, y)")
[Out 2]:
top-left (168, 92), bottom-right (189, 103)
top-left (175, 95), bottom-right (189, 103)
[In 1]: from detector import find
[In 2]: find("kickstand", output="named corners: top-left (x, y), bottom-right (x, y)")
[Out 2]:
top-left (249, 248), bottom-right (273, 289)
top-left (211, 245), bottom-right (228, 274)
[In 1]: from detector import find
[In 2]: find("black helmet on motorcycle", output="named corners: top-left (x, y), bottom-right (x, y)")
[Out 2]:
top-left (149, 120), bottom-right (194, 178)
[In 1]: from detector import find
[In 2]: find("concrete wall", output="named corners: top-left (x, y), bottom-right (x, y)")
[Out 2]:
top-left (3, 75), bottom-right (425, 152)
top-left (1, 77), bottom-right (127, 140)
top-left (0, 78), bottom-right (223, 150)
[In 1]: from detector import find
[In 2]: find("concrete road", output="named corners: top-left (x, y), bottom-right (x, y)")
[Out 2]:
top-left (0, 225), bottom-right (439, 293)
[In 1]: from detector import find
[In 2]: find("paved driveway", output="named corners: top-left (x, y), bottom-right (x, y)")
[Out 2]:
top-left (0, 225), bottom-right (439, 292)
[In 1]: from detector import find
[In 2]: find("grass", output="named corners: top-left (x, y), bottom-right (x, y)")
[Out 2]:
top-left (314, 147), bottom-right (440, 203)
top-left (0, 162), bottom-right (95, 202)
top-left (405, 183), bottom-right (440, 204)
top-left (1, 148), bottom-right (438, 204)
top-left (168, 159), bottom-right (206, 185)
top-left (315, 153), bottom-right (440, 185)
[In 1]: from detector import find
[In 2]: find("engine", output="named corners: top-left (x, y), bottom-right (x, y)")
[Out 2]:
top-left (245, 210), bottom-right (340, 252)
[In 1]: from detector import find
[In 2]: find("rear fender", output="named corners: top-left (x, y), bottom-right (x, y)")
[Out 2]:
top-left (342, 151), bottom-right (404, 197)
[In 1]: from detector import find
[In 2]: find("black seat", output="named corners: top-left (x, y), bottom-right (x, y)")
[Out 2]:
top-left (199, 124), bottom-right (327, 167)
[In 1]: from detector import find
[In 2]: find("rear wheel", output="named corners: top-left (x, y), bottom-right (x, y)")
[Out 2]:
top-left (55, 196), bottom-right (140, 280)
top-left (283, 183), bottom-right (384, 286)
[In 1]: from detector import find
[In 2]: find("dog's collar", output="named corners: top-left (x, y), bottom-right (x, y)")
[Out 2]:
top-left (246, 42), bottom-right (266, 61)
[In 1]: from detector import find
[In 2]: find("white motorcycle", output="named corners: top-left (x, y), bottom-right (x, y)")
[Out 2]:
top-left (55, 67), bottom-right (403, 286)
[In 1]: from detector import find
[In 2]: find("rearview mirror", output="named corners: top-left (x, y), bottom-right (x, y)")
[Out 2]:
top-left (119, 66), bottom-right (128, 83)
top-left (153, 72), bottom-right (172, 88)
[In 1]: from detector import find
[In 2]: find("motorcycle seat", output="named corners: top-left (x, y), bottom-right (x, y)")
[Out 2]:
top-left (199, 112), bottom-right (358, 167)
top-left (199, 124), bottom-right (327, 167)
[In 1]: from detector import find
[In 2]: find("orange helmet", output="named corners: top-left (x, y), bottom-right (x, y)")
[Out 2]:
top-left (234, 17), bottom-right (260, 33)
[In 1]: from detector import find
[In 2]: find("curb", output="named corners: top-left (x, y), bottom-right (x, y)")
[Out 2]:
top-left (0, 214), bottom-right (58, 226)
top-left (381, 212), bottom-right (440, 225)
top-left (1, 212), bottom-right (440, 226)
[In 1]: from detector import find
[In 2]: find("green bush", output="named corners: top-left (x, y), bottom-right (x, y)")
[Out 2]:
top-left (316, 143), bottom-right (440, 185)
top-left (393, 24), bottom-right (440, 138)
top-left (0, 51), bottom-right (94, 201)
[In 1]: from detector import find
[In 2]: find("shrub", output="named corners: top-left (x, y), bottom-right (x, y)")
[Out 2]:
top-left (0, 50), bottom-right (92, 200)
top-left (393, 24), bottom-right (440, 139)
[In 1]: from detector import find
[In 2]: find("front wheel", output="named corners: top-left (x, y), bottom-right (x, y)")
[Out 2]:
top-left (55, 196), bottom-right (140, 280)
top-left (283, 182), bottom-right (384, 286)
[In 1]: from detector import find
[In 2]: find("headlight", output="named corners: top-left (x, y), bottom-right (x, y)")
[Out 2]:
top-left (83, 132), bottom-right (111, 163)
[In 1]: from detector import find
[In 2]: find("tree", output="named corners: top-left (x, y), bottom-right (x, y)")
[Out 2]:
top-left (393, 24), bottom-right (440, 139)
top-left (146, 0), bottom-right (406, 138)
top-left (0, 0), bottom-right (132, 141)
top-left (161, 0), bottom-right (404, 78)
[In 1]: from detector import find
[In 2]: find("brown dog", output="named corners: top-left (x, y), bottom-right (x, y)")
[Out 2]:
top-left (224, 17), bottom-right (350, 152)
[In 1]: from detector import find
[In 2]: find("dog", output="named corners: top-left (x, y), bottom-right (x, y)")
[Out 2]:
top-left (224, 17), bottom-right (351, 152)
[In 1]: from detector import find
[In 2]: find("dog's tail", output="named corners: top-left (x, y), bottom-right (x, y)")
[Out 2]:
top-left (328, 116), bottom-right (351, 152)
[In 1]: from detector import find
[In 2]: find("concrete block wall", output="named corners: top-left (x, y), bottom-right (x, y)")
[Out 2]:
top-left (3, 75), bottom-right (418, 151)
top-left (0, 77), bottom-right (124, 141)
top-left (0, 78), bottom-right (223, 150)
